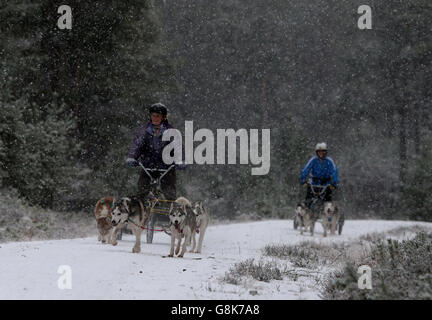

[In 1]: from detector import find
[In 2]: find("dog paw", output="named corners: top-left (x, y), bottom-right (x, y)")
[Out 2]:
top-left (195, 250), bottom-right (201, 254)
top-left (178, 254), bottom-right (184, 258)
top-left (168, 254), bottom-right (174, 257)
top-left (111, 241), bottom-right (118, 246)
top-left (132, 246), bottom-right (141, 253)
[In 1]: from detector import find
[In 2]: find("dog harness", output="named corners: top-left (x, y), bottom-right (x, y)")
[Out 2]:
top-left (126, 218), bottom-right (165, 232)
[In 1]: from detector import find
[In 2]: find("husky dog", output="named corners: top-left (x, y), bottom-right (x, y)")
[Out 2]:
top-left (110, 196), bottom-right (149, 253)
top-left (295, 202), bottom-right (317, 236)
top-left (168, 197), bottom-right (196, 258)
top-left (322, 202), bottom-right (340, 237)
top-left (94, 197), bottom-right (114, 243)
top-left (190, 201), bottom-right (210, 253)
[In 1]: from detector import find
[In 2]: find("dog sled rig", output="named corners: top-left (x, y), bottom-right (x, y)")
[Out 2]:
top-left (138, 162), bottom-right (177, 243)
top-left (293, 183), bottom-right (345, 235)
top-left (117, 163), bottom-right (177, 243)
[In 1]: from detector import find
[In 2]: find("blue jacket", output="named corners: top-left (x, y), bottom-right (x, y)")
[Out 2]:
top-left (300, 156), bottom-right (339, 187)
top-left (127, 121), bottom-right (175, 169)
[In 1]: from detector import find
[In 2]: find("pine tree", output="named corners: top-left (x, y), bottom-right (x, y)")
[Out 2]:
top-left (37, 0), bottom-right (175, 166)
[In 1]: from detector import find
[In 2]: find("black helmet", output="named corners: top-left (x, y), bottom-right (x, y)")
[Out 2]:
top-left (149, 103), bottom-right (167, 117)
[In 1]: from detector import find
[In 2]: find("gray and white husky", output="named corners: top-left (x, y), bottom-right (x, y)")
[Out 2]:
top-left (321, 202), bottom-right (340, 237)
top-left (168, 197), bottom-right (196, 258)
top-left (295, 202), bottom-right (316, 236)
top-left (110, 197), bottom-right (149, 253)
top-left (190, 201), bottom-right (210, 253)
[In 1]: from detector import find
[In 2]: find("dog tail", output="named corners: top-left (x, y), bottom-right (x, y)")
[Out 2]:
top-left (175, 196), bottom-right (192, 207)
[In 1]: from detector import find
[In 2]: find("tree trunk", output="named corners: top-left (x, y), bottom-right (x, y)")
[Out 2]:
top-left (413, 102), bottom-right (421, 156)
top-left (399, 105), bottom-right (408, 187)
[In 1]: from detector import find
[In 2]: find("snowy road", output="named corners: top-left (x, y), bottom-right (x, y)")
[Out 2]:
top-left (1, 219), bottom-right (431, 299)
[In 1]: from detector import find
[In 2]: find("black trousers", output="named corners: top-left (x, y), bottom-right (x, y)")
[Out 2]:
top-left (305, 185), bottom-right (332, 208)
top-left (137, 169), bottom-right (176, 201)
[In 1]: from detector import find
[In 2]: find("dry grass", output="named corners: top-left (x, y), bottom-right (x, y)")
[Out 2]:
top-left (0, 191), bottom-right (96, 243)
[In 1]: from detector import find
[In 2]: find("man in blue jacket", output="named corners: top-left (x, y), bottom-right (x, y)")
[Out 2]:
top-left (300, 142), bottom-right (339, 208)
top-left (125, 103), bottom-right (181, 201)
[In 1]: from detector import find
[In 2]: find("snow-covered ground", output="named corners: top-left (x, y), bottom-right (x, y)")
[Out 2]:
top-left (1, 219), bottom-right (431, 300)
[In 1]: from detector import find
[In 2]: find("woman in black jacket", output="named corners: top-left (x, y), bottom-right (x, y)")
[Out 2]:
top-left (125, 103), bottom-right (179, 201)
